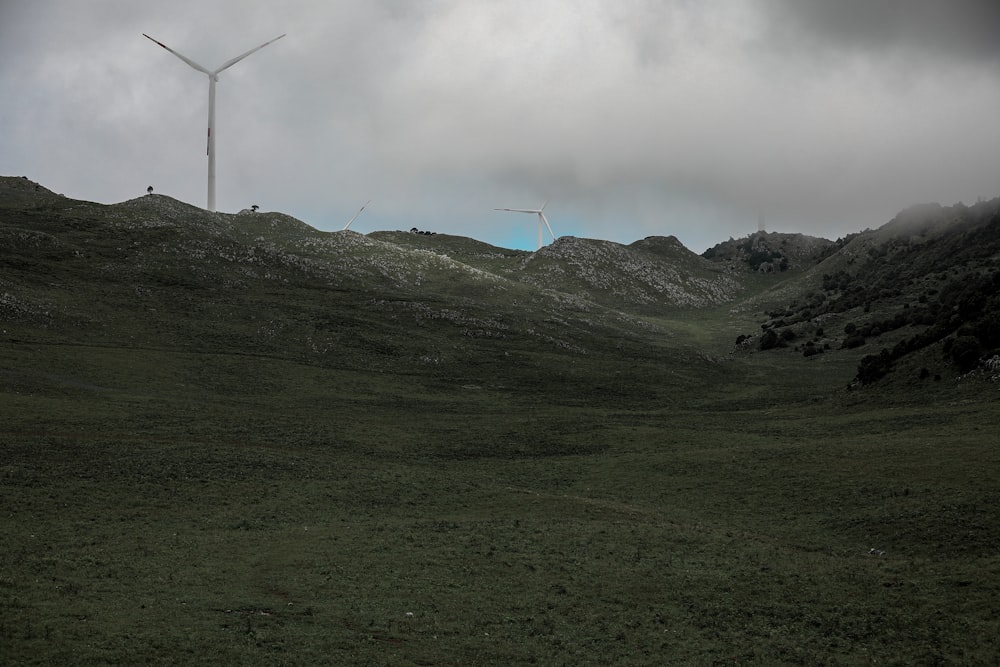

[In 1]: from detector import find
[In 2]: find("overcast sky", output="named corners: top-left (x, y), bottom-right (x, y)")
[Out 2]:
top-left (2, 1), bottom-right (999, 252)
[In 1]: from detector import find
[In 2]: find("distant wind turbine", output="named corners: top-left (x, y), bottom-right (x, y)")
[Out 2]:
top-left (143, 32), bottom-right (286, 212)
top-left (343, 200), bottom-right (371, 231)
top-left (495, 201), bottom-right (556, 250)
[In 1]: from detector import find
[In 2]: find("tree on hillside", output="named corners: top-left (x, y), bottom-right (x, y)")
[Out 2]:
top-left (949, 336), bottom-right (982, 372)
top-left (759, 329), bottom-right (779, 350)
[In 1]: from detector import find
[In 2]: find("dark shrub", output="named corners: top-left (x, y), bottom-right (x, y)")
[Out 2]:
top-left (950, 336), bottom-right (981, 372)
top-left (842, 335), bottom-right (866, 349)
top-left (857, 349), bottom-right (892, 384)
top-left (975, 310), bottom-right (1000, 348)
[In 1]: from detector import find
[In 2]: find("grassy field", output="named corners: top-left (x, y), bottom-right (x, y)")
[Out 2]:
top-left (2, 183), bottom-right (999, 664)
top-left (3, 320), bottom-right (999, 666)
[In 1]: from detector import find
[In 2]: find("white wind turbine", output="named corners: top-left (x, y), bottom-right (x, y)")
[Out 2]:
top-left (342, 200), bottom-right (371, 230)
top-left (143, 32), bottom-right (286, 212)
top-left (495, 201), bottom-right (556, 250)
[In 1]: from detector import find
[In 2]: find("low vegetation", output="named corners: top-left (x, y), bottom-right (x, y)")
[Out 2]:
top-left (2, 177), bottom-right (998, 665)
top-left (730, 199), bottom-right (1000, 387)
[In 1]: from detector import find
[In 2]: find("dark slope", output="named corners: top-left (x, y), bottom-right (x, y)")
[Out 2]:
top-left (1, 178), bottom-right (734, 407)
top-left (5, 176), bottom-right (999, 393)
top-left (745, 198), bottom-right (1000, 384)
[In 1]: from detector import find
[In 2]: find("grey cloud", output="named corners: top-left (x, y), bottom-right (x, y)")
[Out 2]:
top-left (761, 0), bottom-right (1000, 63)
top-left (2, 1), bottom-right (999, 254)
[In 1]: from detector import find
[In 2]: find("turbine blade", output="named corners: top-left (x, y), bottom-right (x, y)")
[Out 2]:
top-left (143, 34), bottom-right (212, 75)
top-left (539, 200), bottom-right (548, 212)
top-left (540, 212), bottom-right (556, 241)
top-left (343, 200), bottom-right (370, 230)
top-left (214, 34), bottom-right (286, 74)
top-left (496, 207), bottom-right (539, 214)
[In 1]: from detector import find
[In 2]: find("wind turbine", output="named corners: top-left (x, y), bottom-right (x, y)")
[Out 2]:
top-left (143, 32), bottom-right (286, 212)
top-left (342, 200), bottom-right (371, 231)
top-left (495, 201), bottom-right (556, 250)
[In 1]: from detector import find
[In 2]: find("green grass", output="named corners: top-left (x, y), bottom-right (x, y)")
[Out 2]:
top-left (3, 183), bottom-right (999, 664)
top-left (3, 337), bottom-right (999, 665)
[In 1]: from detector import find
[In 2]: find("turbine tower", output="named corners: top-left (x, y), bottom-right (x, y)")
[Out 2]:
top-left (143, 32), bottom-right (286, 212)
top-left (495, 201), bottom-right (556, 250)
top-left (343, 200), bottom-right (371, 231)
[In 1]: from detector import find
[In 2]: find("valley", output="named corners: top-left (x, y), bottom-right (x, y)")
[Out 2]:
top-left (2, 177), bottom-right (998, 665)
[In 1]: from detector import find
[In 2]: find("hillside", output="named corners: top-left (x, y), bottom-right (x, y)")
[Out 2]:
top-left (369, 231), bottom-right (743, 313)
top-left (2, 177), bottom-right (757, 414)
top-left (4, 174), bottom-right (998, 393)
top-left (742, 198), bottom-right (1000, 385)
top-left (3, 176), bottom-right (1000, 666)
top-left (0, 177), bottom-right (768, 378)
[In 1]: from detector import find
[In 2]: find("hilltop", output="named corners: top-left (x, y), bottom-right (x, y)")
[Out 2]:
top-left (0, 176), bottom-right (755, 378)
top-left (702, 230), bottom-right (835, 272)
top-left (4, 175), bottom-right (997, 389)
top-left (2, 176), bottom-right (752, 414)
